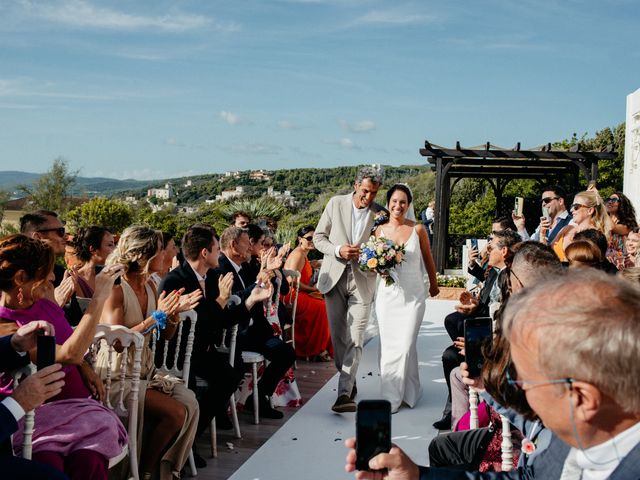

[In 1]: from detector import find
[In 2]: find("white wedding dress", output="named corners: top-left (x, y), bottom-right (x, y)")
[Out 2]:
top-left (375, 226), bottom-right (429, 413)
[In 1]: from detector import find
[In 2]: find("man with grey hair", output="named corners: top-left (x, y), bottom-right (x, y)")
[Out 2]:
top-left (345, 269), bottom-right (640, 478)
top-left (314, 166), bottom-right (386, 412)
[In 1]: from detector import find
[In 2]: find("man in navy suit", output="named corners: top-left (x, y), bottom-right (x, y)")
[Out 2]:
top-left (345, 270), bottom-right (640, 479)
top-left (1, 321), bottom-right (69, 479)
top-left (216, 227), bottom-right (296, 420)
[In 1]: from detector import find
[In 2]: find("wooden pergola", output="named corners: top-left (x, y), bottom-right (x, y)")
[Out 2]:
top-left (419, 141), bottom-right (618, 272)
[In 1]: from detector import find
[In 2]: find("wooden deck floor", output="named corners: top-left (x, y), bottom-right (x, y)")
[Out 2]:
top-left (192, 359), bottom-right (337, 479)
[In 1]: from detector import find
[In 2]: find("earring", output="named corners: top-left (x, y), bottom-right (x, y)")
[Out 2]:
top-left (17, 287), bottom-right (24, 305)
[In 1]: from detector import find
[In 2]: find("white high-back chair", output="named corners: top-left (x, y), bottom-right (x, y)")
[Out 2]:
top-left (10, 363), bottom-right (36, 460)
top-left (149, 310), bottom-right (198, 477)
top-left (281, 269), bottom-right (301, 356)
top-left (88, 324), bottom-right (144, 480)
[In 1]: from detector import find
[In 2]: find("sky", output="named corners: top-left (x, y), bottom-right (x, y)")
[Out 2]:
top-left (0, 0), bottom-right (638, 181)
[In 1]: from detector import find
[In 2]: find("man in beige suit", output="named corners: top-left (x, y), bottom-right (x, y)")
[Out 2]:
top-left (314, 166), bottom-right (386, 412)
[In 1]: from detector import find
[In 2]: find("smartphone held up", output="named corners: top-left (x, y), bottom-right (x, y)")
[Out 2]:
top-left (464, 317), bottom-right (492, 378)
top-left (36, 333), bottom-right (57, 371)
top-left (356, 400), bottom-right (391, 471)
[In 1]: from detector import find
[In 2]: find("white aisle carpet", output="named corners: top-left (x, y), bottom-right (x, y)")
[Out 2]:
top-left (229, 299), bottom-right (457, 480)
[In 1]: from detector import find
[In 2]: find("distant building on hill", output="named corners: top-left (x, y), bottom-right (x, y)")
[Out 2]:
top-left (147, 183), bottom-right (173, 200)
top-left (250, 170), bottom-right (272, 181)
top-left (205, 186), bottom-right (246, 204)
top-left (184, 180), bottom-right (193, 188)
top-left (267, 186), bottom-right (296, 206)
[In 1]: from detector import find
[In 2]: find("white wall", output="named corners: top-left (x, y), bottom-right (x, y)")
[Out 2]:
top-left (624, 88), bottom-right (640, 211)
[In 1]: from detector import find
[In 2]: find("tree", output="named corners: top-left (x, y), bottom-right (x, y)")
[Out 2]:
top-left (66, 197), bottom-right (133, 234)
top-left (0, 189), bottom-right (9, 224)
top-left (19, 158), bottom-right (78, 214)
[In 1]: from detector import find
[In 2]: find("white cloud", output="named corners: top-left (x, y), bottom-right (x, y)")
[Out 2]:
top-left (277, 120), bottom-right (299, 130)
top-left (227, 143), bottom-right (282, 155)
top-left (220, 110), bottom-right (241, 126)
top-left (165, 137), bottom-right (205, 149)
top-left (340, 119), bottom-right (376, 133)
top-left (355, 10), bottom-right (434, 26)
top-left (18, 0), bottom-right (233, 33)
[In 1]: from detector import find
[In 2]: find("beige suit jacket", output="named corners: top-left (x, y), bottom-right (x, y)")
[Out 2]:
top-left (313, 193), bottom-right (384, 303)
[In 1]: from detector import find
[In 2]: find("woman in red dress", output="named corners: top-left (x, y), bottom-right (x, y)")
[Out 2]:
top-left (284, 226), bottom-right (333, 361)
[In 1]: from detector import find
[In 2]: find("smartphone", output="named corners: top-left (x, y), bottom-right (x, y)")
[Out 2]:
top-left (464, 317), bottom-right (493, 377)
top-left (470, 238), bottom-right (478, 250)
top-left (36, 334), bottom-right (57, 371)
top-left (356, 400), bottom-right (392, 471)
top-left (514, 197), bottom-right (524, 217)
top-left (541, 206), bottom-right (550, 219)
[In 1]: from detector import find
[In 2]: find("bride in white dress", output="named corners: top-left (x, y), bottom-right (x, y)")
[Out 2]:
top-left (374, 184), bottom-right (439, 413)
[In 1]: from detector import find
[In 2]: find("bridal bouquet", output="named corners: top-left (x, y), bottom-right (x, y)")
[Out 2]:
top-left (358, 236), bottom-right (406, 286)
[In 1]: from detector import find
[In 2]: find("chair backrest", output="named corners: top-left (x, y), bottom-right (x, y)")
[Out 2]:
top-left (88, 324), bottom-right (144, 479)
top-left (216, 295), bottom-right (241, 367)
top-left (10, 363), bottom-right (36, 459)
top-left (282, 269), bottom-right (301, 348)
top-left (150, 310), bottom-right (198, 382)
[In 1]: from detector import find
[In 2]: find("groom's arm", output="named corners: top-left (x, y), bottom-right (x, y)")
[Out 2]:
top-left (314, 196), bottom-right (339, 257)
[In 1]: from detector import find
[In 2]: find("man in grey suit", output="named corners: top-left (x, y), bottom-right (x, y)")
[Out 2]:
top-left (345, 269), bottom-right (640, 478)
top-left (314, 166), bottom-right (386, 413)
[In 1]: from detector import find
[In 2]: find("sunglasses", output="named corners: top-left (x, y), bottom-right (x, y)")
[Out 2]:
top-left (302, 236), bottom-right (314, 242)
top-left (570, 203), bottom-right (587, 211)
top-left (541, 196), bottom-right (559, 205)
top-left (606, 197), bottom-right (620, 203)
top-left (37, 227), bottom-right (66, 238)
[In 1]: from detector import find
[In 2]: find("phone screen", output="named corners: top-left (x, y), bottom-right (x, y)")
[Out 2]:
top-left (470, 238), bottom-right (478, 250)
top-left (36, 334), bottom-right (57, 371)
top-left (356, 400), bottom-right (391, 471)
top-left (464, 317), bottom-right (492, 377)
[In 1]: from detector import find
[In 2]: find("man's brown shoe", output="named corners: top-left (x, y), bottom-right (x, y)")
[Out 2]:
top-left (332, 394), bottom-right (356, 413)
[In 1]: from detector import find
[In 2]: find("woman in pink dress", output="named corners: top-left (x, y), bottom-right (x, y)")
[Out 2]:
top-left (0, 234), bottom-right (127, 480)
top-left (284, 226), bottom-right (333, 360)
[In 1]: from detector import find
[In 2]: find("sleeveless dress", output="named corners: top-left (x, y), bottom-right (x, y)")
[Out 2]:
top-left (375, 227), bottom-right (428, 413)
top-left (288, 257), bottom-right (333, 357)
top-left (94, 280), bottom-right (199, 479)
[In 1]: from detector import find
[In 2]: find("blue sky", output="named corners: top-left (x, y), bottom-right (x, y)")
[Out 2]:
top-left (0, 0), bottom-right (637, 180)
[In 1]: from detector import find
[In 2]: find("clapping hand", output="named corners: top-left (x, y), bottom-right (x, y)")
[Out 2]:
top-left (158, 288), bottom-right (185, 316)
top-left (217, 272), bottom-right (234, 305)
top-left (54, 274), bottom-right (76, 307)
top-left (177, 289), bottom-right (202, 312)
top-left (93, 265), bottom-right (125, 301)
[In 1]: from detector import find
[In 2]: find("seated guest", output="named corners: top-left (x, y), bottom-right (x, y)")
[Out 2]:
top-left (283, 226), bottom-right (333, 361)
top-left (159, 225), bottom-right (270, 446)
top-left (346, 269), bottom-right (640, 479)
top-left (620, 266), bottom-right (640, 284)
top-left (0, 322), bottom-right (69, 479)
top-left (551, 190), bottom-right (611, 261)
top-left (70, 226), bottom-right (115, 298)
top-left (230, 211), bottom-right (251, 228)
top-left (149, 232), bottom-right (179, 291)
top-left (242, 224), bottom-right (267, 282)
top-left (216, 227), bottom-right (296, 419)
top-left (467, 217), bottom-right (517, 283)
top-left (573, 228), bottom-right (619, 273)
top-left (565, 240), bottom-right (603, 269)
top-left (98, 226), bottom-right (201, 480)
top-left (0, 235), bottom-right (127, 480)
top-left (64, 243), bottom-right (82, 270)
top-left (434, 230), bottom-right (520, 430)
top-left (605, 191), bottom-right (638, 266)
top-left (625, 227), bottom-right (640, 267)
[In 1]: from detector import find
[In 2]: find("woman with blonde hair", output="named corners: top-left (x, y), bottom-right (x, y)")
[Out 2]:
top-left (97, 225), bottom-right (201, 480)
top-left (550, 190), bottom-right (611, 262)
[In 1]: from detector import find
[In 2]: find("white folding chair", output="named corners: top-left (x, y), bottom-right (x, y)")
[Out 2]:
top-left (10, 363), bottom-right (36, 460)
top-left (150, 310), bottom-right (198, 477)
top-left (281, 269), bottom-right (301, 358)
top-left (88, 324), bottom-right (144, 480)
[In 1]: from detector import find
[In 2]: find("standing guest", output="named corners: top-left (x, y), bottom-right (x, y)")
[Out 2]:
top-left (216, 226), bottom-right (294, 419)
top-left (0, 235), bottom-right (128, 480)
top-left (20, 210), bottom-right (83, 326)
top-left (98, 226), bottom-right (201, 480)
top-left (230, 211), bottom-right (251, 228)
top-left (550, 190), bottom-right (611, 262)
top-left (512, 185), bottom-right (572, 244)
top-left (605, 191), bottom-right (638, 267)
top-left (284, 226), bottom-right (333, 361)
top-left (313, 166), bottom-right (386, 413)
top-left (421, 200), bottom-right (436, 246)
top-left (70, 226), bottom-right (115, 298)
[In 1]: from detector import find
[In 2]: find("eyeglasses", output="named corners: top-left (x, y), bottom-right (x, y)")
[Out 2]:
top-left (606, 197), bottom-right (620, 203)
top-left (541, 197), bottom-right (559, 205)
top-left (507, 267), bottom-right (524, 291)
top-left (37, 227), bottom-right (66, 238)
top-left (302, 236), bottom-right (314, 242)
top-left (570, 203), bottom-right (587, 212)
top-left (506, 369), bottom-right (573, 392)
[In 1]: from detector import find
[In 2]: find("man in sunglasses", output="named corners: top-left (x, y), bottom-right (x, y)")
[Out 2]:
top-left (19, 210), bottom-right (83, 326)
top-left (512, 185), bottom-right (572, 245)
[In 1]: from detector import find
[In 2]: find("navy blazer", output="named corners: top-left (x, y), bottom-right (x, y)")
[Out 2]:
top-left (1, 335), bottom-right (30, 446)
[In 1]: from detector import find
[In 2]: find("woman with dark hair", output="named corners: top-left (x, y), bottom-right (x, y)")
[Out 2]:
top-left (375, 184), bottom-right (439, 413)
top-left (149, 231), bottom-right (179, 291)
top-left (71, 226), bottom-right (115, 298)
top-left (283, 225), bottom-right (333, 361)
top-left (0, 235), bottom-right (127, 480)
top-left (606, 191), bottom-right (638, 268)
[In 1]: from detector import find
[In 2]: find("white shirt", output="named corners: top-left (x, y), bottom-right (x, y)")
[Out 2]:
top-left (569, 421), bottom-right (640, 480)
top-left (2, 397), bottom-right (25, 423)
top-left (334, 201), bottom-right (371, 258)
top-left (228, 257), bottom-right (246, 288)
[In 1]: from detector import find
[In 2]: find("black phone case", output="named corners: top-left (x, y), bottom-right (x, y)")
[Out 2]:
top-left (356, 400), bottom-right (391, 471)
top-left (36, 335), bottom-right (56, 371)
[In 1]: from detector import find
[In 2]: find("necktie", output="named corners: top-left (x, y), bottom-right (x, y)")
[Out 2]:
top-left (559, 448), bottom-right (583, 480)
top-left (198, 278), bottom-right (206, 298)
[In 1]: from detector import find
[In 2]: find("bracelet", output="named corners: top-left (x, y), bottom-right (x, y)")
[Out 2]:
top-left (151, 310), bottom-right (168, 329)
